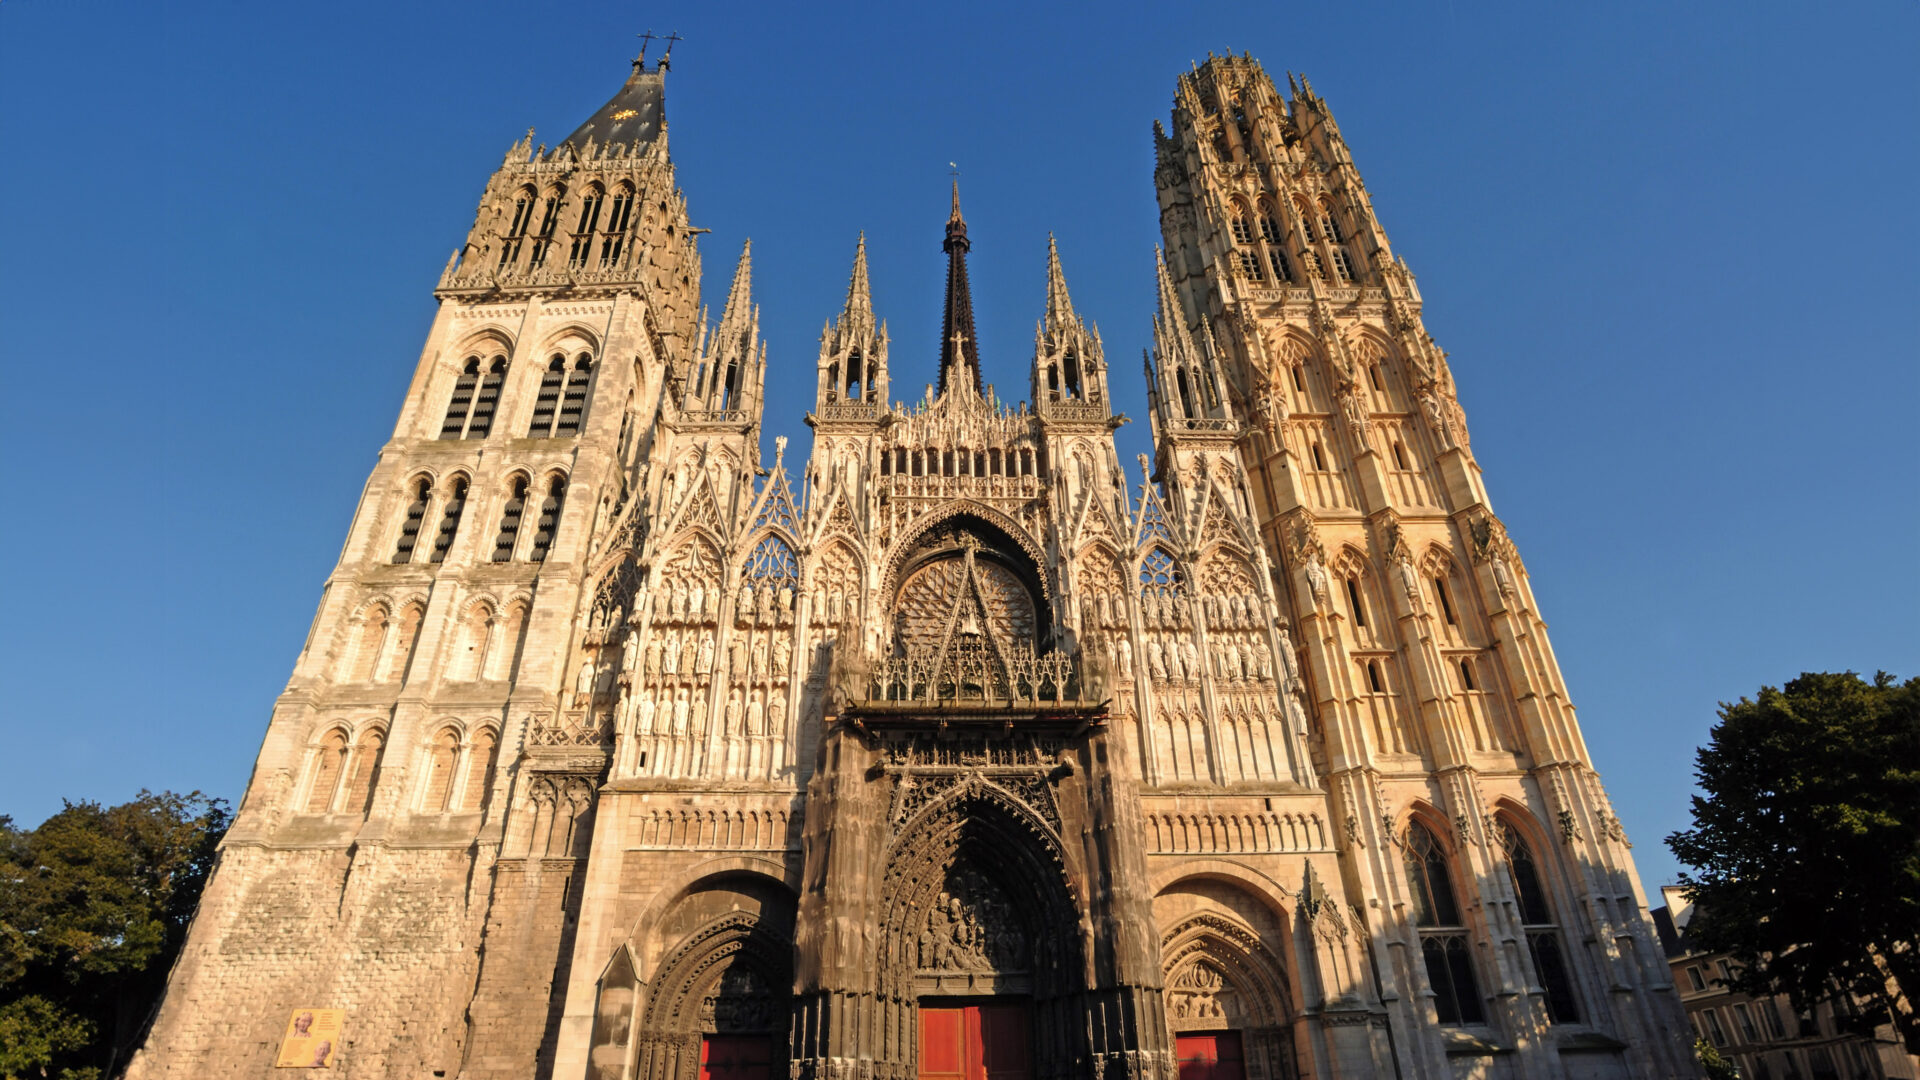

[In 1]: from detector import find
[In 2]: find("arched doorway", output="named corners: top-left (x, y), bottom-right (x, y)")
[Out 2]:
top-left (878, 782), bottom-right (1084, 1080)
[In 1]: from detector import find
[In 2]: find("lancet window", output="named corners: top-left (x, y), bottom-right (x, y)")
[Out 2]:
top-left (499, 189), bottom-right (534, 269)
top-left (492, 476), bottom-right (528, 562)
top-left (1406, 822), bottom-right (1484, 1024)
top-left (393, 477), bottom-right (430, 563)
top-left (599, 184), bottom-right (634, 266)
top-left (440, 356), bottom-right (507, 440)
top-left (568, 186), bottom-right (605, 268)
top-left (529, 475), bottom-right (567, 562)
top-left (340, 728), bottom-right (385, 816)
top-left (529, 187), bottom-right (565, 267)
top-left (430, 477), bottom-right (467, 562)
top-left (305, 729), bottom-right (349, 813)
top-left (1498, 822), bottom-right (1581, 1023)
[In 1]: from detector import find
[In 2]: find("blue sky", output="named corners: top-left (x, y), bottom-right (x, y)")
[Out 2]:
top-left (1, 1), bottom-right (1914, 891)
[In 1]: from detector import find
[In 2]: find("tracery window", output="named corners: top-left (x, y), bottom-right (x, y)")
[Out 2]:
top-left (599, 185), bottom-right (635, 266)
top-left (393, 477), bottom-right (430, 563)
top-left (741, 533), bottom-right (800, 595)
top-left (1332, 247), bottom-right (1358, 283)
top-left (1258, 204), bottom-right (1283, 243)
top-left (1139, 547), bottom-right (1185, 597)
top-left (1269, 249), bottom-right (1293, 283)
top-left (569, 187), bottom-right (605, 268)
top-left (1406, 822), bottom-right (1485, 1024)
top-left (499, 189), bottom-right (534, 269)
top-left (1237, 250), bottom-right (1264, 281)
top-left (1230, 212), bottom-right (1255, 245)
top-left (529, 475), bottom-right (566, 562)
top-left (430, 477), bottom-right (467, 563)
top-left (529, 187), bottom-right (565, 267)
top-left (1498, 822), bottom-right (1581, 1023)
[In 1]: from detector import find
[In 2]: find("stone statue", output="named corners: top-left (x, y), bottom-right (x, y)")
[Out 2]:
top-left (729, 638), bottom-right (746, 682)
top-left (1148, 639), bottom-right (1167, 680)
top-left (1180, 641), bottom-right (1200, 683)
top-left (680, 635), bottom-right (698, 676)
top-left (772, 634), bottom-right (791, 676)
top-left (621, 630), bottom-right (640, 674)
top-left (746, 692), bottom-right (766, 736)
top-left (576, 659), bottom-right (596, 699)
top-left (688, 584), bottom-right (705, 622)
top-left (671, 690), bottom-right (689, 734)
top-left (738, 582), bottom-right (754, 618)
top-left (696, 635), bottom-right (714, 675)
top-left (1491, 553), bottom-right (1516, 598)
top-left (1304, 551), bottom-right (1331, 610)
top-left (770, 689), bottom-right (787, 733)
top-left (637, 694), bottom-right (656, 737)
top-left (1394, 556), bottom-right (1420, 606)
top-left (726, 689), bottom-right (743, 735)
top-left (1116, 636), bottom-right (1133, 679)
top-left (662, 631), bottom-right (680, 675)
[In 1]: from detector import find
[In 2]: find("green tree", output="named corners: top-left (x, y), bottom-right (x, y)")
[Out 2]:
top-left (0, 791), bottom-right (229, 1079)
top-left (1694, 1037), bottom-right (1741, 1080)
top-left (1668, 672), bottom-right (1920, 1053)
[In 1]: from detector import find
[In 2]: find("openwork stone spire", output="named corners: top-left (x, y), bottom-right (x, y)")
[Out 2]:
top-left (937, 181), bottom-right (984, 399)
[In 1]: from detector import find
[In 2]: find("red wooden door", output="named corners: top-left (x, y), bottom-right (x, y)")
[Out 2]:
top-left (1175, 1032), bottom-right (1245, 1080)
top-left (919, 1003), bottom-right (1031, 1080)
top-left (701, 1034), bottom-right (776, 1080)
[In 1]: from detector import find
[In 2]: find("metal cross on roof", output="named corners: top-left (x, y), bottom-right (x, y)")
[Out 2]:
top-left (635, 29), bottom-right (657, 61)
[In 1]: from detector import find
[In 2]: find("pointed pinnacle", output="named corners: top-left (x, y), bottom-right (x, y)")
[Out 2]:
top-left (843, 233), bottom-right (871, 320)
top-left (1044, 234), bottom-right (1075, 326)
top-left (718, 239), bottom-right (753, 328)
top-left (949, 179), bottom-right (964, 225)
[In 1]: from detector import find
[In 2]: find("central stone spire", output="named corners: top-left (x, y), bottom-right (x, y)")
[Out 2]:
top-left (937, 181), bottom-right (984, 399)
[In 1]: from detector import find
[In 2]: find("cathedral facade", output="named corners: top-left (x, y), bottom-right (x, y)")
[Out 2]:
top-left (128, 50), bottom-right (1693, 1080)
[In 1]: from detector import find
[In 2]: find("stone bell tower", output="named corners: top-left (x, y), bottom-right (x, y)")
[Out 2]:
top-left (1150, 52), bottom-right (1694, 1079)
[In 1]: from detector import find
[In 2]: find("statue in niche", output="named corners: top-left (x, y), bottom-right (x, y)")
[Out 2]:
top-left (697, 634), bottom-right (715, 675)
top-left (1256, 644), bottom-right (1273, 680)
top-left (1303, 550), bottom-right (1332, 610)
top-left (621, 629), bottom-right (640, 675)
top-left (637, 693), bottom-right (656, 737)
top-left (755, 586), bottom-right (772, 624)
top-left (704, 588), bottom-right (718, 621)
top-left (680, 635), bottom-right (699, 677)
top-left (772, 634), bottom-right (791, 677)
top-left (688, 583), bottom-right (705, 622)
top-left (596, 658), bottom-right (616, 695)
top-left (746, 691), bottom-right (766, 736)
top-left (827, 589), bottom-right (843, 625)
top-left (1148, 639), bottom-right (1167, 680)
top-left (671, 690), bottom-right (689, 734)
top-left (576, 660), bottom-right (596, 703)
top-left (1116, 637), bottom-right (1133, 679)
top-left (691, 690), bottom-right (709, 737)
top-left (751, 637), bottom-right (769, 683)
top-left (669, 582), bottom-right (686, 622)
top-left (729, 638), bottom-right (747, 683)
top-left (770, 688), bottom-right (787, 734)
top-left (1181, 641), bottom-right (1200, 683)
top-left (1491, 552), bottom-right (1516, 598)
top-left (737, 582), bottom-right (754, 620)
top-left (644, 636), bottom-right (661, 677)
top-left (726, 689), bottom-right (743, 736)
top-left (777, 586), bottom-right (795, 623)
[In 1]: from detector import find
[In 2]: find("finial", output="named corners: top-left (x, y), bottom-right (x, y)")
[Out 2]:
top-left (635, 29), bottom-right (656, 69)
top-left (774, 435), bottom-right (787, 463)
top-left (660, 31), bottom-right (683, 71)
top-left (948, 167), bottom-right (963, 225)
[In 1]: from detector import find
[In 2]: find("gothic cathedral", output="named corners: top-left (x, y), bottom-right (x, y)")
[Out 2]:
top-left (128, 51), bottom-right (1693, 1080)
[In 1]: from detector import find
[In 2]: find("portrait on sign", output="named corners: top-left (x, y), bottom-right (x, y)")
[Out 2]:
top-left (274, 1009), bottom-right (343, 1068)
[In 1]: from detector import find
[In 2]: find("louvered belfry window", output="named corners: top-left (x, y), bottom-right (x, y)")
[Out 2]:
top-left (466, 358), bottom-right (506, 438)
top-left (430, 477), bottom-right (467, 563)
top-left (529, 356), bottom-right (565, 436)
top-left (439, 359), bottom-right (481, 438)
top-left (529, 476), bottom-right (566, 562)
top-left (392, 479), bottom-right (430, 563)
top-left (492, 477), bottom-right (528, 562)
top-left (557, 356), bottom-right (592, 436)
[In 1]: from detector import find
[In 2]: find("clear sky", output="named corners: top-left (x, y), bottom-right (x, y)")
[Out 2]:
top-left (1, 1), bottom-right (1914, 891)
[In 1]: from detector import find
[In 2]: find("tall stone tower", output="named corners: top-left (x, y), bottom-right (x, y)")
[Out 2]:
top-left (129, 48), bottom-right (1692, 1080)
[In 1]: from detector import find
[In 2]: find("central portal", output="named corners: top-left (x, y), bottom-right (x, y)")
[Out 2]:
top-left (918, 1002), bottom-right (1031, 1080)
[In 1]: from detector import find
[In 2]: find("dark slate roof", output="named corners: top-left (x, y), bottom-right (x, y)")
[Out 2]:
top-left (563, 64), bottom-right (665, 149)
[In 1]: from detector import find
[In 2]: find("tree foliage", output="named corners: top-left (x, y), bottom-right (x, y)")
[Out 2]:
top-left (0, 791), bottom-right (229, 1080)
top-left (1693, 1037), bottom-right (1740, 1080)
top-left (1668, 671), bottom-right (1920, 1053)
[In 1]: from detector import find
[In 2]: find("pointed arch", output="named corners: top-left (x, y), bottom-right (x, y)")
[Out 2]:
top-left (346, 601), bottom-right (392, 683)
top-left (421, 724), bottom-right (461, 812)
top-left (304, 726), bottom-right (352, 813)
top-left (1401, 809), bottom-right (1485, 1025)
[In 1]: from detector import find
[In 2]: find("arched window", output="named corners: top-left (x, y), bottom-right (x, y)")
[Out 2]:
top-left (529, 475), bottom-right (566, 562)
top-left (486, 603), bottom-right (526, 682)
top-left (1291, 363), bottom-right (1307, 392)
top-left (529, 186), bottom-right (565, 267)
top-left (430, 477), bottom-right (467, 563)
top-left (1366, 659), bottom-right (1385, 693)
top-left (1498, 822), bottom-right (1581, 1023)
top-left (1176, 368), bottom-right (1197, 419)
top-left (465, 357), bottom-right (506, 439)
top-left (348, 605), bottom-right (391, 683)
top-left (1063, 350), bottom-right (1081, 397)
top-left (305, 729), bottom-right (349, 813)
top-left (569, 187), bottom-right (605, 268)
top-left (460, 729), bottom-right (499, 812)
top-left (493, 476), bottom-right (529, 562)
top-left (341, 728), bottom-right (386, 817)
top-left (392, 478), bottom-right (430, 563)
top-left (1317, 201), bottom-right (1344, 243)
top-left (423, 727), bottom-right (460, 812)
top-left (1258, 203), bottom-right (1283, 243)
top-left (1457, 658), bottom-right (1477, 691)
top-left (529, 355), bottom-right (566, 436)
top-left (1139, 547), bottom-right (1185, 597)
top-left (846, 349), bottom-right (864, 402)
top-left (1047, 363), bottom-right (1061, 400)
top-left (1345, 578), bottom-right (1368, 628)
top-left (1406, 822), bottom-right (1484, 1024)
top-left (1332, 247), bottom-right (1358, 283)
top-left (1229, 205), bottom-right (1255, 245)
top-left (499, 189), bottom-right (535, 269)
top-left (439, 358), bottom-right (481, 439)
top-left (1237, 250), bottom-right (1265, 281)
top-left (1391, 441), bottom-right (1410, 470)
top-left (382, 602), bottom-right (423, 683)
top-left (557, 354), bottom-right (594, 436)
top-left (824, 361), bottom-right (839, 403)
top-left (1433, 575), bottom-right (1458, 624)
top-left (599, 185), bottom-right (635, 266)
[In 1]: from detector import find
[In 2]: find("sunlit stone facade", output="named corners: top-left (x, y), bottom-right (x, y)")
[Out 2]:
top-left (129, 50), bottom-right (1692, 1080)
